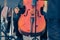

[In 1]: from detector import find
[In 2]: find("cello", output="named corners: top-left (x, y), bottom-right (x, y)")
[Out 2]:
top-left (18, 0), bottom-right (46, 36)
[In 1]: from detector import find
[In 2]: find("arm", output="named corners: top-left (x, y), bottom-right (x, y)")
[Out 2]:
top-left (18, 6), bottom-right (26, 17)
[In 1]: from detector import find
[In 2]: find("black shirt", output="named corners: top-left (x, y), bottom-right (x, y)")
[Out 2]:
top-left (13, 6), bottom-right (26, 21)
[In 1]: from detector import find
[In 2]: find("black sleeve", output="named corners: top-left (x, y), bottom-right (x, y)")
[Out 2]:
top-left (18, 6), bottom-right (26, 18)
top-left (40, 7), bottom-right (44, 15)
top-left (19, 6), bottom-right (26, 14)
top-left (40, 7), bottom-right (47, 19)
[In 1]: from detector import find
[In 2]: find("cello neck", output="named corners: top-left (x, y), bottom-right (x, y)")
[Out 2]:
top-left (32, 0), bottom-right (38, 7)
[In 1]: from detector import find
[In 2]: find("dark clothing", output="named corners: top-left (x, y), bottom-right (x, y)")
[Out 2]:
top-left (0, 6), bottom-right (1, 19)
top-left (13, 6), bottom-right (26, 40)
top-left (40, 11), bottom-right (47, 40)
top-left (13, 13), bottom-right (20, 21)
top-left (40, 7), bottom-right (44, 15)
top-left (5, 8), bottom-right (12, 33)
top-left (13, 21), bottom-right (23, 40)
top-left (47, 19), bottom-right (60, 40)
top-left (13, 6), bottom-right (26, 21)
top-left (40, 8), bottom-right (47, 40)
top-left (6, 16), bottom-right (11, 33)
top-left (47, 0), bottom-right (60, 19)
top-left (47, 0), bottom-right (60, 40)
top-left (0, 6), bottom-right (2, 22)
top-left (40, 7), bottom-right (47, 17)
top-left (0, 6), bottom-right (1, 25)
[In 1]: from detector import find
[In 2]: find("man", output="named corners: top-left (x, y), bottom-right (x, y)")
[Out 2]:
top-left (13, 5), bottom-right (26, 40)
top-left (5, 8), bottom-right (12, 33)
top-left (47, 0), bottom-right (60, 40)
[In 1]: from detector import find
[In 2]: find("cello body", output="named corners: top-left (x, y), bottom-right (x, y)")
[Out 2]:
top-left (18, 0), bottom-right (46, 36)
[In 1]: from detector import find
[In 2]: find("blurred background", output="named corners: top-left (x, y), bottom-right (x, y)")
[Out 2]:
top-left (0, 0), bottom-right (47, 40)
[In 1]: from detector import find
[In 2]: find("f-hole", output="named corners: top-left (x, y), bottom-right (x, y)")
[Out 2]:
top-left (24, 9), bottom-right (30, 16)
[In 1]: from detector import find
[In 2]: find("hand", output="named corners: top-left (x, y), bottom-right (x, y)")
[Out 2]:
top-left (14, 7), bottom-right (20, 14)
